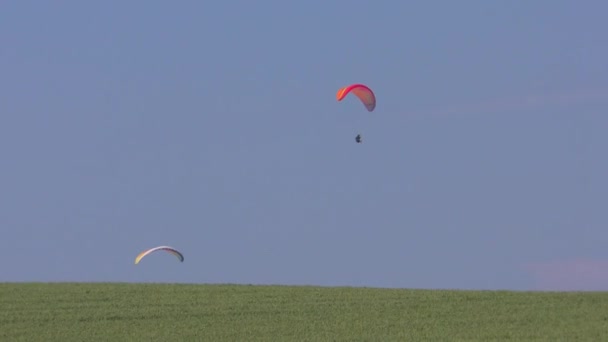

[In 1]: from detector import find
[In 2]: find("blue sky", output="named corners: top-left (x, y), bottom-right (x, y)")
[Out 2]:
top-left (1, 1), bottom-right (607, 291)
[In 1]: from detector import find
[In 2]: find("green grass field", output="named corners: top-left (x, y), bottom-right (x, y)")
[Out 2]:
top-left (2, 283), bottom-right (607, 341)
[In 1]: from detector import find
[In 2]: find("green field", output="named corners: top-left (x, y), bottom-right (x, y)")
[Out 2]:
top-left (2, 283), bottom-right (607, 341)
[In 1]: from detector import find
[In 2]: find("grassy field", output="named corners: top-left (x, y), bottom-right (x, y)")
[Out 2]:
top-left (1, 283), bottom-right (607, 341)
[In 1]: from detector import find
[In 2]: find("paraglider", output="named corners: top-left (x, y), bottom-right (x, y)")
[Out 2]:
top-left (134, 246), bottom-right (184, 264)
top-left (337, 83), bottom-right (376, 143)
top-left (336, 84), bottom-right (376, 112)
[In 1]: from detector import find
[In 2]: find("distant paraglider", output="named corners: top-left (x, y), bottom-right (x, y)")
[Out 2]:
top-left (337, 83), bottom-right (376, 143)
top-left (134, 246), bottom-right (184, 264)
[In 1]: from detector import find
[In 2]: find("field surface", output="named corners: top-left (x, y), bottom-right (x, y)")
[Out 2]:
top-left (1, 283), bottom-right (607, 341)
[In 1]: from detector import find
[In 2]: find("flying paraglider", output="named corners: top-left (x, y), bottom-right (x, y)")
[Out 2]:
top-left (336, 83), bottom-right (376, 143)
top-left (134, 246), bottom-right (184, 264)
top-left (336, 84), bottom-right (376, 112)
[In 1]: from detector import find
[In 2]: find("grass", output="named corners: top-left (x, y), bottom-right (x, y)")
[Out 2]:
top-left (1, 283), bottom-right (607, 341)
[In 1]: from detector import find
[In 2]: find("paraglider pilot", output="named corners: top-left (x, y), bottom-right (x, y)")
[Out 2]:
top-left (355, 134), bottom-right (362, 143)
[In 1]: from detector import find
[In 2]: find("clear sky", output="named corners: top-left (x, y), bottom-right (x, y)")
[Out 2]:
top-left (1, 1), bottom-right (607, 291)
